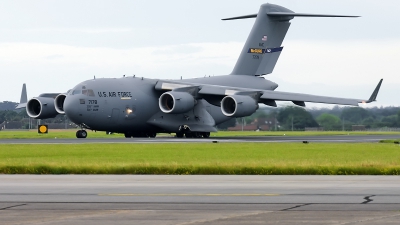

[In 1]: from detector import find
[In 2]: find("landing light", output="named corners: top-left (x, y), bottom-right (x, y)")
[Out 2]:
top-left (126, 108), bottom-right (133, 114)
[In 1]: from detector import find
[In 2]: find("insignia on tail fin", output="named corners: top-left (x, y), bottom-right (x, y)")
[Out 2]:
top-left (224, 3), bottom-right (359, 76)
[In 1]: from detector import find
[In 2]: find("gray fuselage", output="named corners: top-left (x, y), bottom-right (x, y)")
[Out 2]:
top-left (63, 75), bottom-right (278, 133)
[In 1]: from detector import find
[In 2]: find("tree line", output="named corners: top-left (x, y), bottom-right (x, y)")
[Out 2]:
top-left (219, 105), bottom-right (400, 131)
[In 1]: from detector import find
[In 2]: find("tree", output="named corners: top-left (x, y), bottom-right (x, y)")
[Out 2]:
top-left (277, 106), bottom-right (318, 130)
top-left (397, 110), bottom-right (400, 126)
top-left (381, 115), bottom-right (398, 127)
top-left (341, 107), bottom-right (371, 124)
top-left (316, 113), bottom-right (341, 130)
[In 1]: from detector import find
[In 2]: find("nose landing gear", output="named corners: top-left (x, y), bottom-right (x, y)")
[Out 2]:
top-left (76, 130), bottom-right (87, 138)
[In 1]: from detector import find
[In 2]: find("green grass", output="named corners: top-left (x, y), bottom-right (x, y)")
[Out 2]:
top-left (0, 143), bottom-right (399, 175)
top-left (1, 130), bottom-right (399, 139)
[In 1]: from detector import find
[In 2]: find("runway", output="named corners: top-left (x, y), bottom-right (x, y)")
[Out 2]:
top-left (0, 134), bottom-right (399, 144)
top-left (1, 175), bottom-right (399, 224)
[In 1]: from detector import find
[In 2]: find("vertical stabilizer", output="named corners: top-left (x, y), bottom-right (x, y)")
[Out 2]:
top-left (226, 3), bottom-right (292, 76)
top-left (20, 83), bottom-right (27, 104)
top-left (15, 83), bottom-right (27, 109)
top-left (223, 3), bottom-right (358, 76)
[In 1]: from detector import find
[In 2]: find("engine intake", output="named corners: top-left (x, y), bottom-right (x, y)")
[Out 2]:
top-left (221, 95), bottom-right (258, 117)
top-left (54, 94), bottom-right (67, 114)
top-left (26, 97), bottom-right (59, 119)
top-left (159, 92), bottom-right (195, 114)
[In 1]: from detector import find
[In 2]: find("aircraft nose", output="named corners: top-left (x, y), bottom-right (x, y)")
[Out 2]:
top-left (64, 95), bottom-right (82, 124)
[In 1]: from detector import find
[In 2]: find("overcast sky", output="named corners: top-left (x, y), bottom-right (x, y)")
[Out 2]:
top-left (1, 0), bottom-right (399, 108)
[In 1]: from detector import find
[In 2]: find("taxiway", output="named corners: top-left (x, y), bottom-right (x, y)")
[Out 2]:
top-left (1, 175), bottom-right (399, 224)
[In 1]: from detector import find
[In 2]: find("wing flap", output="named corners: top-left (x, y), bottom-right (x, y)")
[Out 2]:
top-left (260, 90), bottom-right (361, 106)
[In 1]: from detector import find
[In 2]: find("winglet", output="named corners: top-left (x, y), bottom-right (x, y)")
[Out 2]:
top-left (365, 79), bottom-right (383, 103)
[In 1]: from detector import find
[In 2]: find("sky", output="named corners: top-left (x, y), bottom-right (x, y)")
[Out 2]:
top-left (0, 0), bottom-right (399, 108)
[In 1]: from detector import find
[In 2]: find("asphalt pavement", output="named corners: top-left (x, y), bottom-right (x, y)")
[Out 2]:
top-left (1, 175), bottom-right (399, 224)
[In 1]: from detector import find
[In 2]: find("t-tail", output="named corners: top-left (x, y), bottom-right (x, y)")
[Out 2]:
top-left (223, 3), bottom-right (359, 76)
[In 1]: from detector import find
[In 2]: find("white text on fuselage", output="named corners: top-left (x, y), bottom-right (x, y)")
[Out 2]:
top-left (98, 92), bottom-right (132, 98)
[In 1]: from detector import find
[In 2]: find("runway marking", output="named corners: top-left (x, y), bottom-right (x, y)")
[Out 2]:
top-left (98, 193), bottom-right (280, 197)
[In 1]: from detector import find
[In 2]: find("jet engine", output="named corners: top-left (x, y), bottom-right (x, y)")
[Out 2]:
top-left (26, 97), bottom-right (59, 119)
top-left (221, 95), bottom-right (258, 117)
top-left (159, 91), bottom-right (195, 114)
top-left (54, 94), bottom-right (67, 114)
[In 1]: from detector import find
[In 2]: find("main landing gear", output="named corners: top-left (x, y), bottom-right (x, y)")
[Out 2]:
top-left (176, 132), bottom-right (210, 138)
top-left (76, 130), bottom-right (87, 138)
top-left (124, 132), bottom-right (157, 138)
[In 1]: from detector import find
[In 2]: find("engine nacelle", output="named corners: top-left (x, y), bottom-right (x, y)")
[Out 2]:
top-left (221, 95), bottom-right (258, 117)
top-left (54, 94), bottom-right (67, 114)
top-left (159, 91), bottom-right (195, 114)
top-left (26, 97), bottom-right (58, 119)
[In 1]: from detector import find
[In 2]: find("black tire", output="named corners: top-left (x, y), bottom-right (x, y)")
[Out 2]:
top-left (194, 132), bottom-right (202, 138)
top-left (76, 130), bottom-right (82, 138)
top-left (124, 133), bottom-right (132, 138)
top-left (202, 132), bottom-right (210, 138)
top-left (76, 130), bottom-right (87, 138)
top-left (176, 132), bottom-right (184, 138)
top-left (185, 132), bottom-right (193, 138)
top-left (148, 132), bottom-right (156, 138)
top-left (81, 130), bottom-right (87, 138)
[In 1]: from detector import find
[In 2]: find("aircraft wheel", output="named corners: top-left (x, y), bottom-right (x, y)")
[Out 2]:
top-left (202, 132), bottom-right (210, 138)
top-left (76, 130), bottom-right (87, 138)
top-left (148, 132), bottom-right (156, 138)
top-left (194, 132), bottom-right (202, 138)
top-left (81, 130), bottom-right (87, 138)
top-left (185, 132), bottom-right (193, 138)
top-left (176, 132), bottom-right (184, 138)
top-left (124, 133), bottom-right (132, 138)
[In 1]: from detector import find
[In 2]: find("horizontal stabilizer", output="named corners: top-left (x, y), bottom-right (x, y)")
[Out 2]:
top-left (222, 14), bottom-right (257, 21)
top-left (267, 12), bottom-right (359, 18)
top-left (222, 13), bottom-right (359, 21)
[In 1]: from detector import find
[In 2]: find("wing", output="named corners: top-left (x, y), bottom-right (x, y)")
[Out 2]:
top-left (155, 79), bottom-right (383, 107)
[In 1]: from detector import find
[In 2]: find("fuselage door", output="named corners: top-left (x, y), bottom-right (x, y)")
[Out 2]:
top-left (111, 108), bottom-right (120, 124)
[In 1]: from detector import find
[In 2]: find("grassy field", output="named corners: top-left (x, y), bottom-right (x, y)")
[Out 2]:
top-left (0, 143), bottom-right (399, 175)
top-left (1, 129), bottom-right (399, 139)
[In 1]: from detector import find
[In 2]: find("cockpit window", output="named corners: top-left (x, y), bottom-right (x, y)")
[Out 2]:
top-left (71, 89), bottom-right (81, 95)
top-left (82, 89), bottom-right (95, 96)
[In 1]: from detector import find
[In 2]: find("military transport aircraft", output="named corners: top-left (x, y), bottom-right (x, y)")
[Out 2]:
top-left (16, 3), bottom-right (382, 138)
